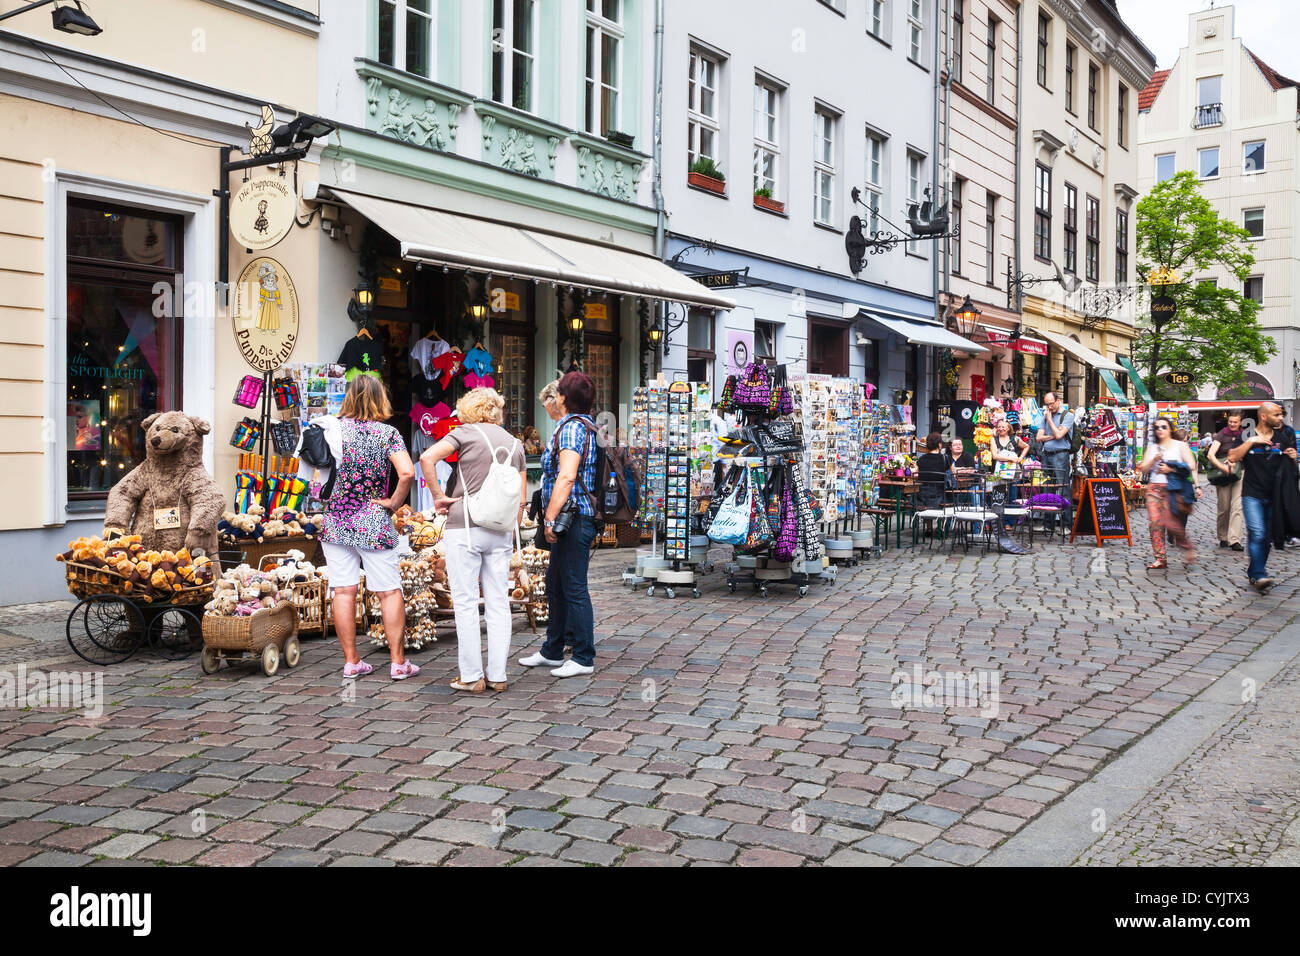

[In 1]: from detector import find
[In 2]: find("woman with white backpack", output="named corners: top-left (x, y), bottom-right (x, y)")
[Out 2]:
top-left (419, 388), bottom-right (527, 693)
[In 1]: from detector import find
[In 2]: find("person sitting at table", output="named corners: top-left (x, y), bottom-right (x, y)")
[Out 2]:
top-left (945, 438), bottom-right (978, 474)
top-left (916, 432), bottom-right (950, 510)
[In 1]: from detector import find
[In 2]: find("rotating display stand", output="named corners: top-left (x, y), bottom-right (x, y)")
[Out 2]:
top-left (647, 382), bottom-right (700, 598)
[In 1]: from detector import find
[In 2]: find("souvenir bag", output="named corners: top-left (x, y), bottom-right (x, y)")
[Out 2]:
top-left (270, 419), bottom-right (300, 457)
top-left (273, 377), bottom-right (301, 411)
top-left (230, 416), bottom-right (260, 451)
top-left (736, 471), bottom-right (774, 554)
top-left (789, 466), bottom-right (823, 562)
top-left (1094, 410), bottom-right (1122, 448)
top-left (770, 465), bottom-right (799, 562)
top-left (704, 464), bottom-right (742, 533)
top-left (716, 374), bottom-right (738, 414)
top-left (731, 361), bottom-right (773, 410)
top-left (232, 374), bottom-right (265, 409)
top-left (770, 364), bottom-right (795, 417)
top-left (750, 420), bottom-right (801, 457)
top-left (707, 467), bottom-right (753, 546)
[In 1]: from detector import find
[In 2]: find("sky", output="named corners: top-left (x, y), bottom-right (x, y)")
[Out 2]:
top-left (1116, 0), bottom-right (1298, 73)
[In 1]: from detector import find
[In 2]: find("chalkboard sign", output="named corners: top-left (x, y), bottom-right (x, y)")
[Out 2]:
top-left (1071, 478), bottom-right (1132, 546)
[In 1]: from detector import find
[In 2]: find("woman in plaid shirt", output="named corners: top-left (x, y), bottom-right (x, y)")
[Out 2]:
top-left (519, 371), bottom-right (600, 678)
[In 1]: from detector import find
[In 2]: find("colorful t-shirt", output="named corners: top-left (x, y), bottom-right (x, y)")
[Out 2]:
top-left (321, 418), bottom-right (406, 551)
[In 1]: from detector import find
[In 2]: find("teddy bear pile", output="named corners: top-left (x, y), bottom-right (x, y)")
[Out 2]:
top-left (204, 563), bottom-right (296, 618)
top-left (57, 534), bottom-right (215, 601)
top-left (218, 505), bottom-right (324, 545)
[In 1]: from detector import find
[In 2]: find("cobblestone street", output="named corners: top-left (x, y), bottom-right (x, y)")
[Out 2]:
top-left (2, 501), bottom-right (1298, 867)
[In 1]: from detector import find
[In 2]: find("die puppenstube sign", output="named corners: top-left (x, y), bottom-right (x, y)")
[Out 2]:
top-left (231, 256), bottom-right (299, 372)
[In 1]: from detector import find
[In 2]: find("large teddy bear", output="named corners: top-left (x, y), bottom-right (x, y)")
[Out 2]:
top-left (104, 411), bottom-right (226, 558)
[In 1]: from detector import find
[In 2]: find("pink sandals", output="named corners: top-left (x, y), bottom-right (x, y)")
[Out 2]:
top-left (390, 660), bottom-right (421, 681)
top-left (342, 660), bottom-right (374, 678)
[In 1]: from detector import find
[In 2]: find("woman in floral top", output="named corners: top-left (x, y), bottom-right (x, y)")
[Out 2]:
top-left (321, 375), bottom-right (418, 680)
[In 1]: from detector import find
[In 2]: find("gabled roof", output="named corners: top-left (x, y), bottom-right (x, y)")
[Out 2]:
top-left (1138, 69), bottom-right (1170, 112)
top-left (1245, 48), bottom-right (1299, 91)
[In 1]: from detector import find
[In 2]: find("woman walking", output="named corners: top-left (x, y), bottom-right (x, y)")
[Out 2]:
top-left (519, 371), bottom-right (599, 678)
top-left (420, 388), bottom-right (527, 693)
top-left (1139, 416), bottom-right (1201, 570)
top-left (320, 375), bottom-right (419, 679)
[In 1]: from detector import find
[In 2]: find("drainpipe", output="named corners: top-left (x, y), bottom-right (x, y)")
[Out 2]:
top-left (652, 0), bottom-right (666, 376)
top-left (932, 0), bottom-right (941, 325)
top-left (1013, 1), bottom-right (1023, 316)
top-left (942, 0), bottom-right (952, 309)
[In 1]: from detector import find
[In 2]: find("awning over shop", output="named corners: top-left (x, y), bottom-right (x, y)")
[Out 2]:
top-left (857, 313), bottom-right (988, 352)
top-left (1028, 328), bottom-right (1124, 371)
top-left (1117, 356), bottom-right (1155, 402)
top-left (326, 188), bottom-right (737, 311)
top-left (1098, 369), bottom-right (1130, 405)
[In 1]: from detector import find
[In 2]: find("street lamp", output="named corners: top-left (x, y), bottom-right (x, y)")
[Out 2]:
top-left (647, 322), bottom-right (663, 344)
top-left (470, 304), bottom-right (488, 320)
top-left (950, 294), bottom-right (981, 338)
top-left (0, 1), bottom-right (102, 35)
top-left (569, 314), bottom-right (585, 332)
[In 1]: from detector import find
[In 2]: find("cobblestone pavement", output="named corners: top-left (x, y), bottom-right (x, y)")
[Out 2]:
top-left (1076, 653), bottom-right (1300, 867)
top-left (1, 499), bottom-right (1297, 867)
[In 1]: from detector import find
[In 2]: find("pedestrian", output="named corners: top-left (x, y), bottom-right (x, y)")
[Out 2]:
top-left (1227, 401), bottom-right (1298, 591)
top-left (1036, 391), bottom-right (1075, 529)
top-left (1206, 410), bottom-right (1245, 551)
top-left (538, 378), bottom-right (562, 423)
top-left (420, 388), bottom-right (527, 693)
top-left (710, 407), bottom-right (735, 489)
top-left (320, 375), bottom-right (419, 680)
top-left (1138, 416), bottom-right (1200, 570)
top-left (519, 370), bottom-right (600, 678)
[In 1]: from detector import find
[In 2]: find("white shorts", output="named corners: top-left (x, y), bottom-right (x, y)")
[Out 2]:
top-left (320, 541), bottom-right (402, 593)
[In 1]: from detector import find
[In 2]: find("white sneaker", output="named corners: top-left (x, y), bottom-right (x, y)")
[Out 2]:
top-left (518, 652), bottom-right (564, 668)
top-left (550, 659), bottom-right (594, 678)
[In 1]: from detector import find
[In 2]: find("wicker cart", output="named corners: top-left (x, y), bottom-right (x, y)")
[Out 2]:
top-left (200, 600), bottom-right (299, 676)
top-left (62, 560), bottom-right (213, 666)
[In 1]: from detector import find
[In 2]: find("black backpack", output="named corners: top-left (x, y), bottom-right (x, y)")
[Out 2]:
top-left (299, 423), bottom-right (338, 500)
top-left (549, 417), bottom-right (636, 525)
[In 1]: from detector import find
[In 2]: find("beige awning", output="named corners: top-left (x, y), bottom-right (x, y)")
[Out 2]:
top-left (328, 188), bottom-right (736, 310)
top-left (1029, 327), bottom-right (1124, 371)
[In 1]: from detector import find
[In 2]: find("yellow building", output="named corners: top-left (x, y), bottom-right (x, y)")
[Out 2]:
top-left (0, 0), bottom-right (323, 600)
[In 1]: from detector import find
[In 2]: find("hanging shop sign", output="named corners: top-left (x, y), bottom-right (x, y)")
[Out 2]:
top-left (584, 302), bottom-right (608, 321)
top-left (982, 326), bottom-right (1049, 356)
top-left (1162, 371), bottom-right (1194, 388)
top-left (726, 330), bottom-right (754, 373)
top-left (232, 256), bottom-right (299, 372)
top-left (229, 176), bottom-right (296, 251)
top-left (1150, 295), bottom-right (1177, 324)
top-left (694, 268), bottom-right (748, 289)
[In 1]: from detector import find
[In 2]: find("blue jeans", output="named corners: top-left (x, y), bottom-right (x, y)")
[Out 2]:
top-left (1242, 495), bottom-right (1272, 580)
top-left (540, 515), bottom-right (597, 666)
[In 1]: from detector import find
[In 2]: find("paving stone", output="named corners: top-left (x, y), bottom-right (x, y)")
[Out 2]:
top-left (560, 840), bottom-right (625, 866)
top-left (502, 829), bottom-right (571, 856)
top-left (384, 839), bottom-right (456, 865)
top-left (678, 839), bottom-right (738, 862)
top-left (260, 849), bottom-right (333, 867)
top-left (415, 819), bottom-right (503, 847)
top-left (96, 809), bottom-right (169, 832)
top-left (92, 833), bottom-right (161, 859)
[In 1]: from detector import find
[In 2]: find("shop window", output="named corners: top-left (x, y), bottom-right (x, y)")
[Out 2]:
top-left (487, 278), bottom-right (535, 432)
top-left (378, 0), bottom-right (433, 78)
top-left (687, 309), bottom-right (715, 388)
top-left (66, 201), bottom-right (183, 500)
top-left (585, 0), bottom-right (622, 136)
top-left (808, 320), bottom-right (848, 377)
top-left (581, 292), bottom-right (620, 416)
top-left (755, 320), bottom-right (778, 366)
top-left (492, 0), bottom-right (537, 112)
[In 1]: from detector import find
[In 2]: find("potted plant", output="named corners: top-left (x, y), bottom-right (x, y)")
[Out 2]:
top-left (753, 185), bottom-right (784, 213)
top-left (688, 157), bottom-right (726, 195)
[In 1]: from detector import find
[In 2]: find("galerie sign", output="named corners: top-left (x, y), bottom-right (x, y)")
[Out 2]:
top-left (230, 176), bottom-right (295, 250)
top-left (232, 257), bottom-right (299, 371)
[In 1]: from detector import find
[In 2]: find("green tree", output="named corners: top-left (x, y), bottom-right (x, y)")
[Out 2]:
top-left (1135, 170), bottom-right (1274, 399)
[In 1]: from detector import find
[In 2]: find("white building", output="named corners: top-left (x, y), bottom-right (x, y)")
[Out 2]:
top-left (1137, 3), bottom-right (1299, 405)
top-left (660, 0), bottom-right (958, 427)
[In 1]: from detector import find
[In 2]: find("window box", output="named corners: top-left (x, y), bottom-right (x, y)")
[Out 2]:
top-left (605, 130), bottom-right (635, 149)
top-left (688, 171), bottom-right (726, 195)
top-left (754, 193), bottom-right (785, 213)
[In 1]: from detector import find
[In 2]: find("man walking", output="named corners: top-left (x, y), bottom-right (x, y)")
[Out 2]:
top-left (1037, 391), bottom-right (1075, 529)
top-left (1207, 410), bottom-right (1244, 551)
top-left (1227, 401), bottom-right (1297, 591)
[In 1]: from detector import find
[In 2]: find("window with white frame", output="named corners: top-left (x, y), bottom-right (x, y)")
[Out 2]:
top-left (869, 0), bottom-right (888, 41)
top-left (1156, 152), bottom-right (1175, 183)
top-left (906, 150), bottom-right (925, 254)
top-left (378, 0), bottom-right (433, 77)
top-left (986, 15), bottom-right (999, 103)
top-left (950, 178), bottom-right (962, 273)
top-left (864, 131), bottom-right (885, 234)
top-left (1063, 182), bottom-right (1077, 275)
top-left (1115, 208), bottom-right (1128, 285)
top-left (492, 0), bottom-right (537, 111)
top-left (985, 191), bottom-right (997, 284)
top-left (951, 0), bottom-right (963, 83)
top-left (1199, 146), bottom-right (1220, 179)
top-left (908, 0), bottom-right (924, 63)
top-left (1243, 139), bottom-right (1265, 174)
top-left (585, 0), bottom-right (622, 135)
top-left (1244, 207), bottom-right (1264, 239)
top-left (753, 78), bottom-right (781, 196)
top-left (1244, 275), bottom-right (1263, 305)
top-left (687, 47), bottom-right (722, 170)
top-left (813, 106), bottom-right (836, 225)
top-left (1085, 194), bottom-right (1100, 283)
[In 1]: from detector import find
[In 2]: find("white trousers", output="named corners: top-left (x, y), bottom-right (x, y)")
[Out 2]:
top-left (443, 526), bottom-right (514, 683)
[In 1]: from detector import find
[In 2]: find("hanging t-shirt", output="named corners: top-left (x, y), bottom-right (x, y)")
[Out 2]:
top-left (411, 371), bottom-right (451, 407)
top-left (409, 336), bottom-right (449, 378)
top-left (430, 348), bottom-right (465, 388)
top-left (462, 345), bottom-right (494, 378)
top-left (338, 334), bottom-right (385, 377)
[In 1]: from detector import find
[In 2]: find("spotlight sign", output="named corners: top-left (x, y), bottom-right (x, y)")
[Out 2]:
top-left (230, 176), bottom-right (295, 250)
top-left (232, 257), bottom-right (299, 371)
